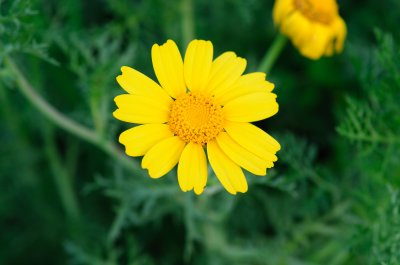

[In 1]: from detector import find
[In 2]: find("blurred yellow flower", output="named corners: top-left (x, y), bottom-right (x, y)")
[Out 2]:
top-left (273, 0), bottom-right (347, 60)
top-left (113, 39), bottom-right (280, 195)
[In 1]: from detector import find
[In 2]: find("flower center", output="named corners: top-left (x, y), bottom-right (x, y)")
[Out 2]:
top-left (294, 0), bottom-right (338, 25)
top-left (168, 92), bottom-right (224, 145)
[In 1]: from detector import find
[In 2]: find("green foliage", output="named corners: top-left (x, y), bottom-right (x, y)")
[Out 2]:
top-left (337, 31), bottom-right (400, 265)
top-left (56, 29), bottom-right (136, 134)
top-left (1, 0), bottom-right (400, 264)
top-left (338, 32), bottom-right (400, 148)
top-left (0, 0), bottom-right (57, 64)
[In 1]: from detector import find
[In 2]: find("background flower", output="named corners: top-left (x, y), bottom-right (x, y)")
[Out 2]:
top-left (273, 0), bottom-right (347, 59)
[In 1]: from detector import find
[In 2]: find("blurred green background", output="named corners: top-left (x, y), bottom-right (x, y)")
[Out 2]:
top-left (1, 0), bottom-right (400, 264)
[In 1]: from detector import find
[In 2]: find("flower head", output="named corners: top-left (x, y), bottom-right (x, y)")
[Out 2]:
top-left (113, 39), bottom-right (280, 195)
top-left (273, 0), bottom-right (347, 60)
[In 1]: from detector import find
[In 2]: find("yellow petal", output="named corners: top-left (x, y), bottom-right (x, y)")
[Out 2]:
top-left (216, 132), bottom-right (268, 176)
top-left (142, 136), bottom-right (186, 178)
top-left (184, 40), bottom-right (213, 92)
top-left (223, 92), bottom-right (278, 122)
top-left (116, 66), bottom-right (172, 106)
top-left (224, 121), bottom-right (280, 167)
top-left (299, 24), bottom-right (331, 60)
top-left (273, 0), bottom-right (295, 25)
top-left (278, 11), bottom-right (324, 60)
top-left (281, 12), bottom-right (313, 47)
top-left (205, 52), bottom-right (246, 95)
top-left (113, 94), bottom-right (170, 124)
top-left (151, 40), bottom-right (186, 98)
top-left (331, 17), bottom-right (347, 53)
top-left (324, 39), bottom-right (335, 57)
top-left (119, 124), bottom-right (174, 157)
top-left (215, 72), bottom-right (275, 105)
top-left (177, 143), bottom-right (208, 194)
top-left (207, 141), bottom-right (248, 194)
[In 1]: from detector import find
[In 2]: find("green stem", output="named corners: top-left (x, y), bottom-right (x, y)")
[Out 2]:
top-left (0, 79), bottom-right (39, 190)
top-left (44, 126), bottom-right (80, 223)
top-left (258, 34), bottom-right (288, 74)
top-left (337, 129), bottom-right (400, 145)
top-left (181, 0), bottom-right (195, 45)
top-left (107, 200), bottom-right (130, 244)
top-left (89, 96), bottom-right (105, 136)
top-left (4, 56), bottom-right (141, 174)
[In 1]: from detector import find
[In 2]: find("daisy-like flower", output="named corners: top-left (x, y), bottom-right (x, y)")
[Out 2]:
top-left (273, 0), bottom-right (347, 60)
top-left (113, 39), bottom-right (280, 195)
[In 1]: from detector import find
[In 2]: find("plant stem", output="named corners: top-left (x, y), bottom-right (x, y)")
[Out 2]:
top-left (258, 34), bottom-right (288, 74)
top-left (181, 0), bottom-right (195, 46)
top-left (4, 56), bottom-right (141, 174)
top-left (337, 129), bottom-right (400, 145)
top-left (44, 126), bottom-right (81, 223)
top-left (107, 200), bottom-right (130, 244)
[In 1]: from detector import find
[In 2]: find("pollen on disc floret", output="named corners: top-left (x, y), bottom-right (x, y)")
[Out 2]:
top-left (168, 92), bottom-right (225, 145)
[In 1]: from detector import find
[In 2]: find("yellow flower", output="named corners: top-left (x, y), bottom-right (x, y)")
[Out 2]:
top-left (273, 0), bottom-right (347, 60)
top-left (113, 39), bottom-right (280, 195)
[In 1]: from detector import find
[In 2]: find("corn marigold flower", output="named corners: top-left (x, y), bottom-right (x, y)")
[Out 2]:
top-left (113, 39), bottom-right (280, 195)
top-left (273, 0), bottom-right (347, 60)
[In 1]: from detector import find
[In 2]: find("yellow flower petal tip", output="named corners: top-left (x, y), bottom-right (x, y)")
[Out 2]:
top-left (273, 0), bottom-right (347, 60)
top-left (113, 39), bottom-right (280, 195)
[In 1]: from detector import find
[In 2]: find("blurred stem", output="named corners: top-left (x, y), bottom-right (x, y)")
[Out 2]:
top-left (67, 0), bottom-right (83, 30)
top-left (183, 194), bottom-right (195, 261)
top-left (0, 81), bottom-right (39, 190)
top-left (107, 200), bottom-right (130, 244)
top-left (258, 34), bottom-right (287, 73)
top-left (44, 125), bottom-right (80, 223)
top-left (181, 0), bottom-right (195, 45)
top-left (287, 201), bottom-right (351, 253)
top-left (4, 56), bottom-right (141, 174)
top-left (337, 130), bottom-right (400, 145)
top-left (89, 96), bottom-right (105, 137)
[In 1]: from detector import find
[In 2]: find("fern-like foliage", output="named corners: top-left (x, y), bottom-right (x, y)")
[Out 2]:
top-left (337, 32), bottom-right (400, 147)
top-left (0, 0), bottom-right (57, 63)
top-left (337, 31), bottom-right (400, 265)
